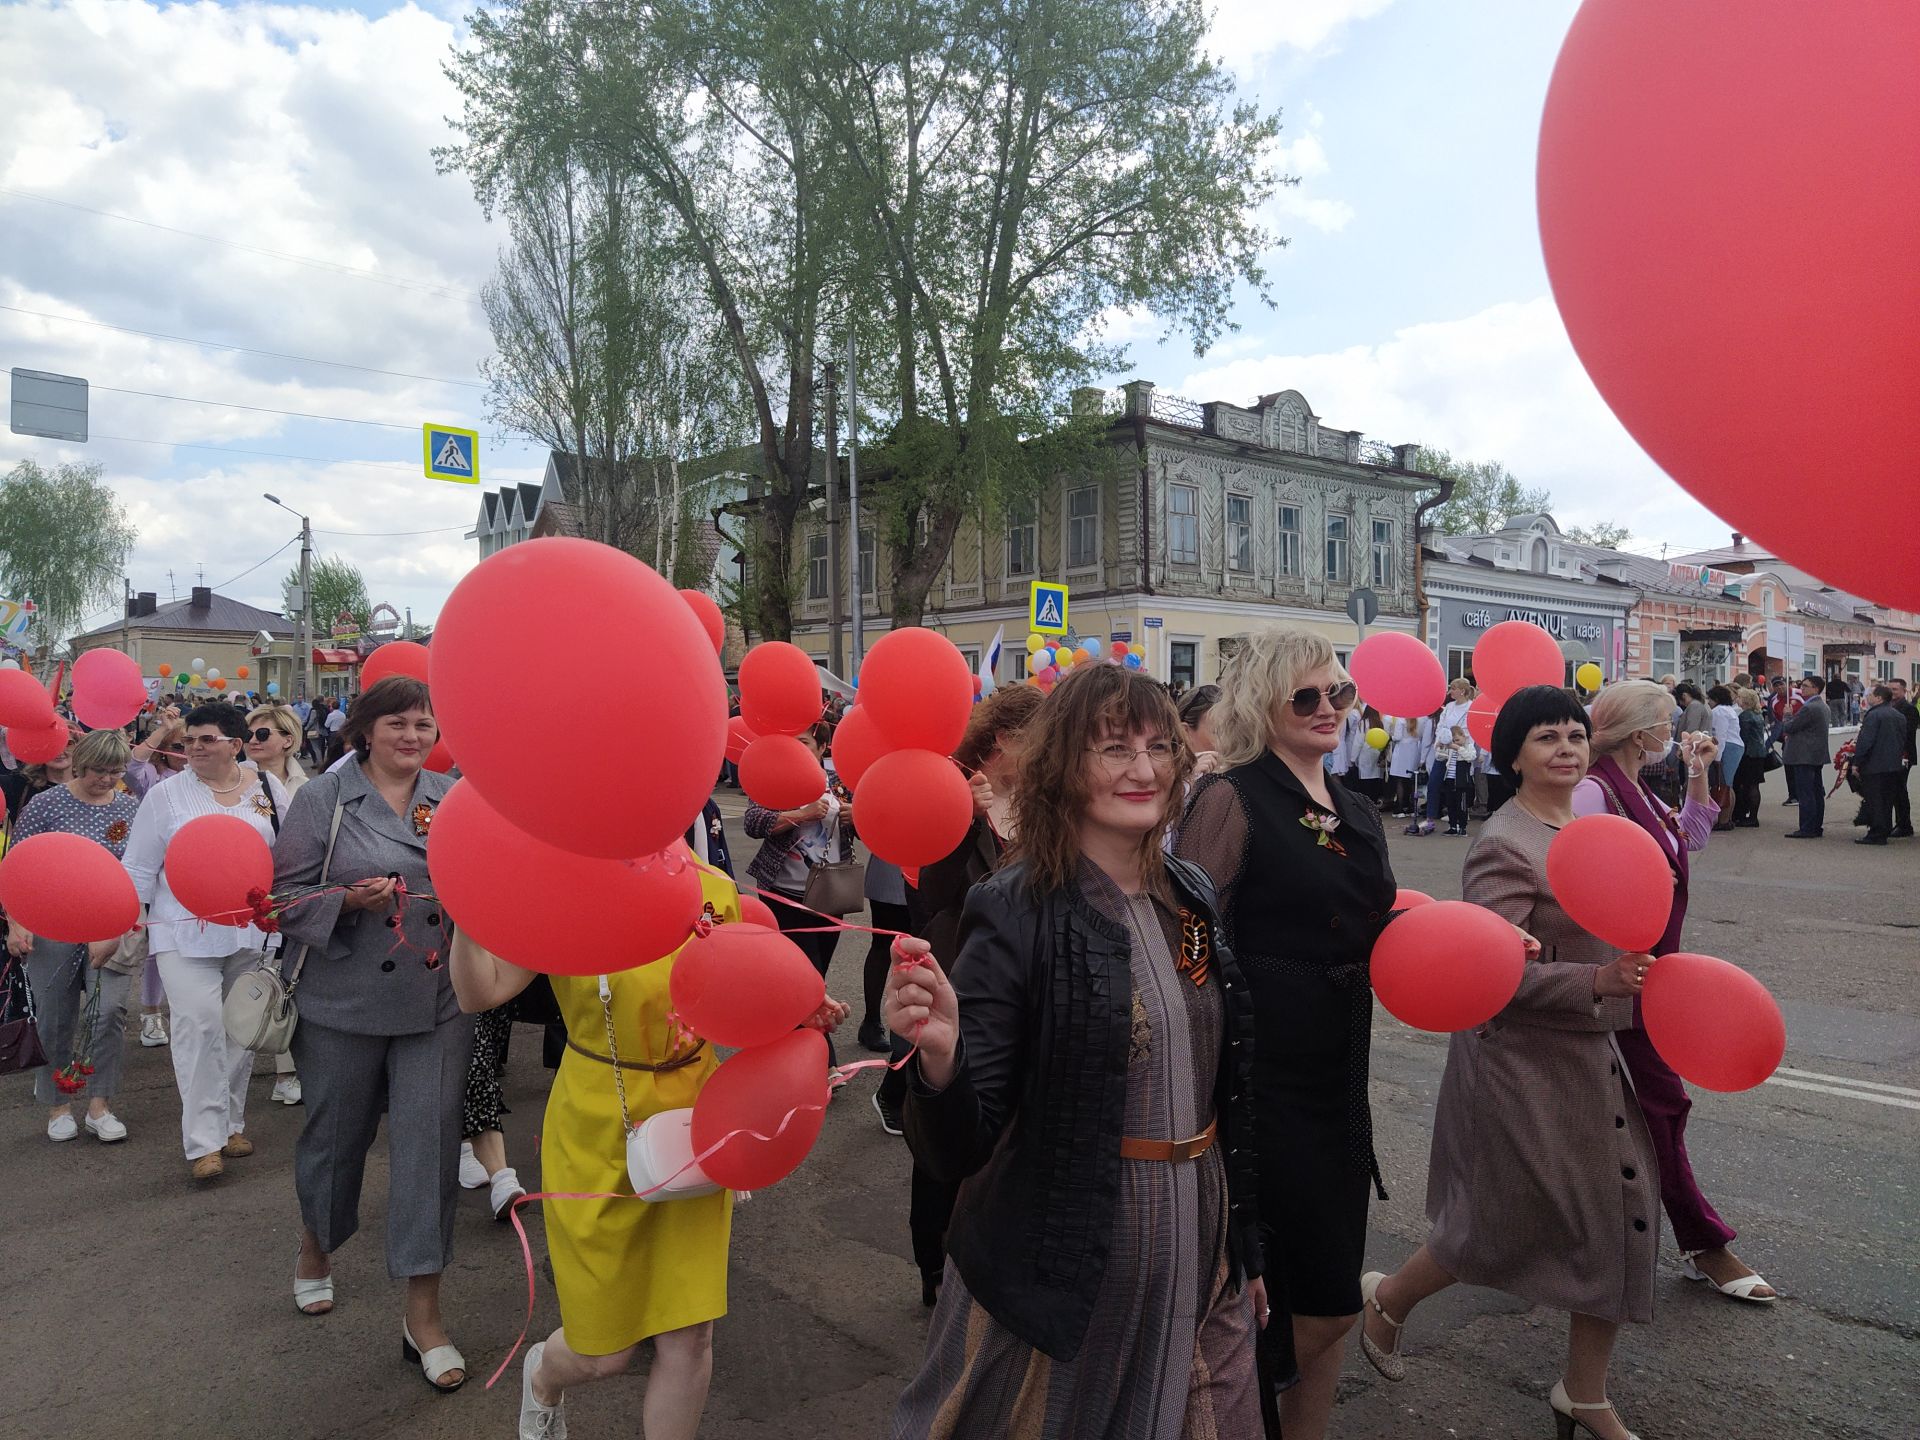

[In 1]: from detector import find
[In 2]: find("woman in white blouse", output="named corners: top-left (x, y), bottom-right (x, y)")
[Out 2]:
top-left (1410, 679), bottom-right (1477, 837)
top-left (119, 703), bottom-right (289, 1180)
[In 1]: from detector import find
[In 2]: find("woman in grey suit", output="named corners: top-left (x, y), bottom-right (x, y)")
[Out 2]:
top-left (272, 676), bottom-right (473, 1393)
top-left (1357, 686), bottom-right (1658, 1440)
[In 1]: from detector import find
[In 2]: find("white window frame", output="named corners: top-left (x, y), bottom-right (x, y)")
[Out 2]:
top-left (1446, 645), bottom-right (1475, 682)
top-left (1370, 518), bottom-right (1394, 589)
top-left (1066, 485), bottom-right (1101, 572)
top-left (1168, 636), bottom-right (1202, 689)
top-left (858, 527), bottom-right (876, 598)
top-left (1167, 484), bottom-right (1199, 566)
top-left (1649, 634), bottom-right (1678, 674)
top-left (1277, 504), bottom-right (1302, 577)
top-left (1875, 658), bottom-right (1895, 682)
top-left (806, 531), bottom-right (830, 600)
top-left (1005, 505), bottom-right (1036, 579)
top-left (1325, 513), bottom-right (1351, 583)
top-left (1226, 493), bottom-right (1252, 573)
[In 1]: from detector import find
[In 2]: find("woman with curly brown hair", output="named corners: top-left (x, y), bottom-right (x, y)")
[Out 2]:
top-left (885, 663), bottom-right (1265, 1438)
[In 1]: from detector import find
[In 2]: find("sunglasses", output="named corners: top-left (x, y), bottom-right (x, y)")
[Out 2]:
top-left (249, 727), bottom-right (288, 743)
top-left (1288, 681), bottom-right (1358, 716)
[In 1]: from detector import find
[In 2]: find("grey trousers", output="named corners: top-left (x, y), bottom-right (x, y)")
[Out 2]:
top-left (290, 1014), bottom-right (474, 1278)
top-left (26, 943), bottom-right (131, 1107)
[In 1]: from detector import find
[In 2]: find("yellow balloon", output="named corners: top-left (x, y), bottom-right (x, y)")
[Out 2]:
top-left (1026, 632), bottom-right (1047, 653)
top-left (1056, 647), bottom-right (1075, 667)
top-left (1366, 726), bottom-right (1390, 750)
top-left (1575, 662), bottom-right (1604, 691)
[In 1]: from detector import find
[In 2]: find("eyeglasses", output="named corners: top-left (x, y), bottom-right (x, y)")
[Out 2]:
top-left (182, 735), bottom-right (234, 748)
top-left (1088, 740), bottom-right (1179, 771)
top-left (249, 727), bottom-right (287, 743)
top-left (81, 768), bottom-right (127, 781)
top-left (1287, 681), bottom-right (1358, 716)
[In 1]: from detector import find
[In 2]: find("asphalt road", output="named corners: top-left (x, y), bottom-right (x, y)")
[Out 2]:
top-left (3, 766), bottom-right (1914, 1438)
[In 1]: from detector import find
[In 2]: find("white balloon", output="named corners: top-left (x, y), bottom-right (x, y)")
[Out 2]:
top-left (205, 667), bottom-right (222, 680)
top-left (0, 659), bottom-right (18, 670)
top-left (192, 657), bottom-right (206, 671)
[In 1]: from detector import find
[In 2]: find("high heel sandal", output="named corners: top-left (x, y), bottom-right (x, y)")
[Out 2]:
top-left (1357, 1270), bottom-right (1405, 1381)
top-left (402, 1321), bottom-right (468, 1393)
top-left (1680, 1249), bottom-right (1777, 1303)
top-left (1549, 1379), bottom-right (1640, 1440)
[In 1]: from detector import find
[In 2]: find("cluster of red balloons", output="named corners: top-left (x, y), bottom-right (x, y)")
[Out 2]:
top-left (735, 641), bottom-right (827, 810)
top-left (0, 668), bottom-right (69, 765)
top-left (845, 629), bottom-right (975, 866)
top-left (1464, 620), bottom-right (1565, 748)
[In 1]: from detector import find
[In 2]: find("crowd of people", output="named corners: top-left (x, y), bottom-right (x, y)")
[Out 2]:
top-left (1, 630), bottom-right (1909, 1440)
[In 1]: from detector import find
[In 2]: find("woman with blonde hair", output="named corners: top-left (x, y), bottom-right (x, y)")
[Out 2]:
top-left (1176, 626), bottom-right (1399, 1440)
top-left (1730, 688), bottom-right (1769, 827)
top-left (1573, 680), bottom-right (1776, 1306)
top-left (245, 702), bottom-right (308, 1105)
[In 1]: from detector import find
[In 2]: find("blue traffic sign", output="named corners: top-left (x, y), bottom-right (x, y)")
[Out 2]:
top-left (423, 423), bottom-right (479, 484)
top-left (1029, 581), bottom-right (1069, 636)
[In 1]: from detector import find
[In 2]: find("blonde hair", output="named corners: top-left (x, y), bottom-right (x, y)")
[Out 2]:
top-left (1588, 679), bottom-right (1675, 756)
top-left (246, 703), bottom-right (300, 739)
top-left (70, 728), bottom-right (130, 773)
top-left (1735, 687), bottom-right (1761, 713)
top-left (1210, 626), bottom-right (1350, 769)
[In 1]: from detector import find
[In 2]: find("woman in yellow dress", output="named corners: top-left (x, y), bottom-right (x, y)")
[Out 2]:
top-left (452, 864), bottom-right (779, 1440)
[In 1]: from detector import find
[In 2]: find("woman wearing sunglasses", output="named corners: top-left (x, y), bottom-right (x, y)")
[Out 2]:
top-left (1176, 626), bottom-right (1399, 1440)
top-left (246, 703), bottom-right (309, 1106)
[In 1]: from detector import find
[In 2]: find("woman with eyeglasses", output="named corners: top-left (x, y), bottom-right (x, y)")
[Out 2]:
top-left (886, 663), bottom-right (1264, 1437)
top-left (245, 703), bottom-right (309, 1106)
top-left (7, 728), bottom-right (142, 1144)
top-left (1176, 626), bottom-right (1399, 1440)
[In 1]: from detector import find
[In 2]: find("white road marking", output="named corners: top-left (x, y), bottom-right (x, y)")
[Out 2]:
top-left (1774, 1066), bottom-right (1920, 1100)
top-left (1763, 1077), bottom-right (1920, 1111)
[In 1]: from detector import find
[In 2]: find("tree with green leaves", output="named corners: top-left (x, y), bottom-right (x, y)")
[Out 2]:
top-left (0, 459), bottom-right (136, 658)
top-left (1564, 520), bottom-right (1632, 549)
top-left (282, 555), bottom-right (371, 635)
top-left (1413, 447), bottom-right (1555, 536)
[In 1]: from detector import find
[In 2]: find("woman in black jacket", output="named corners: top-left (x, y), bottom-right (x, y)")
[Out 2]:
top-left (884, 664), bottom-right (1265, 1438)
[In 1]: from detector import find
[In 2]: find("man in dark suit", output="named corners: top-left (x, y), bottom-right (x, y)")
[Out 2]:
top-left (1849, 686), bottom-right (1906, 844)
top-left (1887, 678), bottom-right (1918, 837)
top-left (1781, 676), bottom-right (1832, 838)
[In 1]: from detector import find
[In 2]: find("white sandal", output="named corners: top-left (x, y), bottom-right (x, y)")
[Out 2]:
top-left (1681, 1251), bottom-right (1777, 1303)
top-left (293, 1266), bottom-right (333, 1316)
top-left (1550, 1379), bottom-right (1640, 1439)
top-left (402, 1321), bottom-right (468, 1393)
top-left (1358, 1270), bottom-right (1406, 1381)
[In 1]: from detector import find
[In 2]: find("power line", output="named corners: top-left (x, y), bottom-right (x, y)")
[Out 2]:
top-left (213, 536), bottom-right (301, 592)
top-left (91, 384), bottom-right (424, 432)
top-left (0, 185), bottom-right (484, 305)
top-left (313, 524), bottom-right (473, 538)
top-left (0, 304), bottom-right (486, 388)
top-left (89, 431), bottom-right (420, 476)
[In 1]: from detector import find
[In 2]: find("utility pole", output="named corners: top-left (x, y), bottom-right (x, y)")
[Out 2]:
top-left (299, 514), bottom-right (314, 702)
top-left (823, 361), bottom-right (844, 675)
top-left (846, 329), bottom-right (864, 669)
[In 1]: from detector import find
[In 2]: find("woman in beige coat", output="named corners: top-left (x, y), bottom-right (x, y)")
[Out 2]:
top-left (1356, 686), bottom-right (1659, 1440)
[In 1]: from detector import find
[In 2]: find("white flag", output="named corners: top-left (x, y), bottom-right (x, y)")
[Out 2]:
top-left (978, 624), bottom-right (1005, 696)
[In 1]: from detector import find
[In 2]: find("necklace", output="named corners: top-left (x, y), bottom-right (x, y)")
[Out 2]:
top-left (200, 769), bottom-right (249, 796)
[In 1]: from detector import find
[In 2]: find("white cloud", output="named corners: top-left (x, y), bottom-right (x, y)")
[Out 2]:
top-left (1208, 0), bottom-right (1398, 71)
top-left (1173, 297), bottom-right (1738, 548)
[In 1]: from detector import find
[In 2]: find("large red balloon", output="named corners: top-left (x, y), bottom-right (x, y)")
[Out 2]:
top-left (724, 715), bottom-right (759, 766)
top-left (691, 1029), bottom-right (829, 1191)
top-left (423, 737), bottom-right (456, 774)
top-left (0, 832), bottom-right (140, 942)
top-left (428, 780), bottom-right (703, 974)
top-left (1464, 699), bottom-right (1499, 752)
top-left (0, 668), bottom-right (55, 730)
top-left (70, 648), bottom-right (148, 730)
top-left (164, 814), bottom-right (275, 924)
top-left (1545, 814), bottom-right (1671, 952)
top-left (1642, 952), bottom-right (1786, 1092)
top-left (859, 628), bottom-right (972, 755)
top-left (738, 642), bottom-right (823, 738)
top-left (669, 922), bottom-right (826, 1049)
top-left (1539, 2), bottom-right (1920, 610)
top-left (679, 589), bottom-right (725, 654)
top-left (737, 892), bottom-right (780, 929)
top-left (1472, 621), bottom-right (1564, 702)
top-left (361, 641), bottom-right (431, 688)
top-left (431, 538), bottom-right (725, 859)
top-left (1392, 888), bottom-right (1435, 911)
top-left (738, 735), bottom-right (826, 810)
top-left (7, 715), bottom-right (72, 765)
top-left (1348, 633), bottom-right (1447, 720)
top-left (851, 748), bottom-right (973, 866)
top-left (1371, 900), bottom-right (1526, 1033)
top-left (828, 705), bottom-right (892, 791)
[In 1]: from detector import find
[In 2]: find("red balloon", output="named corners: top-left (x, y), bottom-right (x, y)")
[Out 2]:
top-left (1545, 814), bottom-right (1672, 952)
top-left (1642, 952), bottom-right (1786, 1092)
top-left (1392, 888), bottom-right (1435, 911)
top-left (164, 813), bottom-right (274, 924)
top-left (724, 714), bottom-right (760, 766)
top-left (0, 668), bottom-right (55, 730)
top-left (851, 748), bottom-right (972, 866)
top-left (1472, 621), bottom-right (1564, 702)
top-left (70, 649), bottom-right (148, 730)
top-left (423, 738), bottom-right (456, 774)
top-left (738, 892), bottom-right (780, 929)
top-left (669, 922), bottom-right (826, 1049)
top-left (361, 641), bottom-right (431, 688)
top-left (679, 589), bottom-right (725, 654)
top-left (691, 1028), bottom-right (829, 1191)
top-left (828, 705), bottom-right (892, 791)
top-left (7, 715), bottom-right (72, 765)
top-left (738, 735), bottom-right (826, 810)
top-left (859, 627), bottom-right (972, 755)
top-left (431, 538), bottom-right (725, 859)
top-left (428, 780), bottom-right (703, 974)
top-left (1371, 900), bottom-right (1526, 1033)
top-left (0, 832), bottom-right (139, 942)
top-left (1539, 2), bottom-right (1920, 610)
top-left (1465, 699), bottom-right (1499, 752)
top-left (738, 641), bottom-right (822, 738)
top-left (1348, 632), bottom-right (1447, 719)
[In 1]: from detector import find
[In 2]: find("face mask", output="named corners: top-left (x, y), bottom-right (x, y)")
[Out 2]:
top-left (1641, 734), bottom-right (1674, 766)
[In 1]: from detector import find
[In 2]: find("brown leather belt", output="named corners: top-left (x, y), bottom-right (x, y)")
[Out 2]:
top-left (1119, 1119), bottom-right (1217, 1163)
top-left (565, 1037), bottom-right (706, 1073)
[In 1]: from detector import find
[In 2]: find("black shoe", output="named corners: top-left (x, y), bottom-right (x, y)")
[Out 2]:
top-left (1784, 830), bottom-right (1822, 839)
top-left (1447, 824), bottom-right (1467, 836)
top-left (1892, 828), bottom-right (1915, 838)
top-left (1733, 818), bottom-right (1761, 827)
top-left (1856, 835), bottom-right (1888, 845)
top-left (872, 1089), bottom-right (903, 1137)
top-left (857, 1020), bottom-right (890, 1055)
top-left (921, 1275), bottom-right (942, 1309)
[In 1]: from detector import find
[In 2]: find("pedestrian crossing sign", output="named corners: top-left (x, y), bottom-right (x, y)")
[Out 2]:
top-left (423, 423), bottom-right (479, 484)
top-left (1029, 581), bottom-right (1069, 636)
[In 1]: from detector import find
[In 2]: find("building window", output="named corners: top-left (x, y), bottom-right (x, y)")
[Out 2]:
top-left (859, 528), bottom-right (876, 597)
top-left (1170, 640), bottom-right (1198, 690)
top-left (1226, 494), bottom-right (1252, 572)
top-left (1006, 506), bottom-right (1036, 578)
top-left (1649, 635), bottom-right (1677, 674)
top-left (1168, 485), bottom-right (1198, 566)
top-left (1277, 505), bottom-right (1302, 577)
top-left (1067, 486), bottom-right (1100, 570)
top-left (1876, 658), bottom-right (1895, 682)
top-left (1325, 514), bottom-right (1350, 583)
top-left (1446, 646), bottom-right (1475, 682)
top-left (1529, 537), bottom-right (1549, 574)
top-left (1371, 518), bottom-right (1394, 589)
top-left (806, 531), bottom-right (829, 600)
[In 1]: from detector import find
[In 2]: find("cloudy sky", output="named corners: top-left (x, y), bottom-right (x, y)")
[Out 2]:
top-left (0, 0), bottom-right (1731, 638)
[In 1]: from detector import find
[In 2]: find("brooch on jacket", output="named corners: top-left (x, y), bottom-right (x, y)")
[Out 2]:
top-left (411, 802), bottom-right (434, 837)
top-left (252, 794), bottom-right (276, 820)
top-left (1300, 807), bottom-right (1349, 856)
top-left (1177, 907), bottom-right (1213, 988)
top-left (104, 819), bottom-right (130, 847)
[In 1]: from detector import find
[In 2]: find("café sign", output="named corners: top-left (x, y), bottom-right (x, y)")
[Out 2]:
top-left (1459, 606), bottom-right (1605, 642)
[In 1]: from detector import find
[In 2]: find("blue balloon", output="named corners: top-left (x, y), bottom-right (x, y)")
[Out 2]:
top-left (1124, 652), bottom-right (1144, 669)
top-left (1081, 637), bottom-right (1103, 658)
top-left (266, 681), bottom-right (281, 696)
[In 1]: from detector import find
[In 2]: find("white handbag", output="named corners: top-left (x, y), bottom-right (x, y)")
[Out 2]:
top-left (627, 1108), bottom-right (721, 1201)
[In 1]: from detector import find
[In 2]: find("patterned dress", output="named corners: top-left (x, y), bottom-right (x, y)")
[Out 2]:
top-left (889, 864), bottom-right (1259, 1440)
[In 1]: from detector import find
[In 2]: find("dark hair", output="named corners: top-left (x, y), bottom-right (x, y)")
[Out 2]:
top-left (1872, 684), bottom-right (1894, 703)
top-left (184, 702), bottom-right (247, 740)
top-left (1672, 681), bottom-right (1699, 703)
top-left (1706, 685), bottom-right (1733, 706)
top-left (345, 676), bottom-right (434, 760)
top-left (1176, 683), bottom-right (1222, 731)
top-left (954, 684), bottom-right (1046, 773)
top-left (1491, 684), bottom-right (1592, 781)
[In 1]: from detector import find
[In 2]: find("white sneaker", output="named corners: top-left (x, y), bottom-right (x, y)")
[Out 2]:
top-left (47, 1113), bottom-right (78, 1142)
top-left (491, 1166), bottom-right (528, 1221)
top-left (519, 1341), bottom-right (568, 1439)
top-left (140, 1014), bottom-right (168, 1047)
top-left (272, 1075), bottom-right (303, 1106)
top-left (459, 1141), bottom-right (488, 1189)
top-left (85, 1111), bottom-right (128, 1142)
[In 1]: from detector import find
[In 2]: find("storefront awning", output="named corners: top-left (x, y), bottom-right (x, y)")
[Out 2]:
top-left (312, 647), bottom-right (358, 666)
top-left (1821, 641), bottom-right (1875, 658)
top-left (1680, 628), bottom-right (1743, 643)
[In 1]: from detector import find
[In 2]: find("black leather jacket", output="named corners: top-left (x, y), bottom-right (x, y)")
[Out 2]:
top-left (903, 855), bottom-right (1260, 1362)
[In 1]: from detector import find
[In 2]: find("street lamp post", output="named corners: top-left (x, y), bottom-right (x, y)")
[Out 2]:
top-left (264, 494), bottom-right (313, 702)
